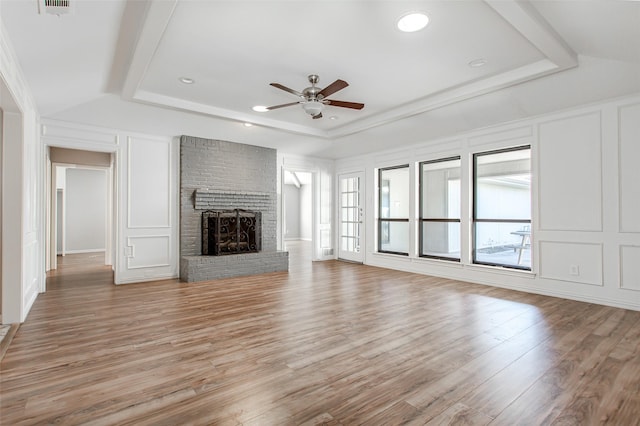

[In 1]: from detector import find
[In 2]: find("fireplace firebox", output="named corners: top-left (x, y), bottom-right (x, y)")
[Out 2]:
top-left (201, 209), bottom-right (261, 256)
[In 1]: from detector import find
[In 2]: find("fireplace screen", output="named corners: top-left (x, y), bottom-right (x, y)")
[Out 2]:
top-left (201, 209), bottom-right (261, 256)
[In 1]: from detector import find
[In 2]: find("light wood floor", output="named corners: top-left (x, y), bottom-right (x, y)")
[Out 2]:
top-left (1, 243), bottom-right (639, 425)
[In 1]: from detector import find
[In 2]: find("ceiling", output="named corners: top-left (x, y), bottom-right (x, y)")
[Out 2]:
top-left (1, 1), bottom-right (639, 158)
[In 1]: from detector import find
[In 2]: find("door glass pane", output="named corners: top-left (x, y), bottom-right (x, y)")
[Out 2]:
top-left (341, 237), bottom-right (349, 251)
top-left (475, 222), bottom-right (531, 268)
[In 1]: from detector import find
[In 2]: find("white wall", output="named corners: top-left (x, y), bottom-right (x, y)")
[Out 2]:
top-left (336, 94), bottom-right (640, 311)
top-left (283, 183), bottom-right (300, 239)
top-left (284, 180), bottom-right (312, 241)
top-left (56, 190), bottom-right (63, 253)
top-left (41, 120), bottom-right (179, 285)
top-left (300, 183), bottom-right (312, 241)
top-left (0, 19), bottom-right (43, 324)
top-left (64, 168), bottom-right (107, 253)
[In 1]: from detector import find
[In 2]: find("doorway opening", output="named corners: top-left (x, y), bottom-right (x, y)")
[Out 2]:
top-left (282, 169), bottom-right (314, 266)
top-left (46, 147), bottom-right (115, 288)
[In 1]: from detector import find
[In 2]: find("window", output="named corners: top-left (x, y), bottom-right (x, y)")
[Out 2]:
top-left (473, 146), bottom-right (531, 270)
top-left (378, 165), bottom-right (409, 255)
top-left (419, 157), bottom-right (461, 261)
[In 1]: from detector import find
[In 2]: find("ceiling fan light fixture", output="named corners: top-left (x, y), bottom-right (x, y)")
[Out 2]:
top-left (397, 12), bottom-right (429, 32)
top-left (265, 75), bottom-right (363, 119)
top-left (302, 100), bottom-right (324, 117)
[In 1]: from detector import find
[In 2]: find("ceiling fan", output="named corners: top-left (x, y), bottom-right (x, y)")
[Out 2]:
top-left (265, 74), bottom-right (364, 119)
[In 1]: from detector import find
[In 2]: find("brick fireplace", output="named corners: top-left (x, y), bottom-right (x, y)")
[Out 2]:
top-left (179, 136), bottom-right (288, 282)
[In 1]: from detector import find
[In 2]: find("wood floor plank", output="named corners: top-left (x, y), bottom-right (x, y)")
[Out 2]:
top-left (1, 243), bottom-right (639, 425)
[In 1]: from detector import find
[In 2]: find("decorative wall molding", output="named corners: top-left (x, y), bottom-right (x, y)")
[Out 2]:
top-left (127, 136), bottom-right (172, 229)
top-left (538, 241), bottom-right (603, 286)
top-left (126, 235), bottom-right (171, 269)
top-left (620, 245), bottom-right (640, 291)
top-left (618, 102), bottom-right (640, 233)
top-left (538, 111), bottom-right (603, 232)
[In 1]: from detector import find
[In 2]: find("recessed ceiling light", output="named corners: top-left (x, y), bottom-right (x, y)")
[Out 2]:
top-left (397, 12), bottom-right (429, 32)
top-left (468, 58), bottom-right (487, 68)
top-left (252, 105), bottom-right (269, 112)
top-left (329, 116), bottom-right (339, 120)
top-left (243, 123), bottom-right (253, 127)
top-left (179, 77), bottom-right (194, 84)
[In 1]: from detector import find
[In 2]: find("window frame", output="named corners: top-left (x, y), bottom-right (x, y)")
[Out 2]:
top-left (377, 164), bottom-right (410, 256)
top-left (418, 156), bottom-right (461, 262)
top-left (472, 145), bottom-right (532, 271)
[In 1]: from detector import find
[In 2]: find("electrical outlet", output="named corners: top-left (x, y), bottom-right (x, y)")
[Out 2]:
top-left (569, 264), bottom-right (580, 276)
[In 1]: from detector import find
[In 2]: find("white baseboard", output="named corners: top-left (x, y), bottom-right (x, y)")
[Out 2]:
top-left (59, 249), bottom-right (106, 255)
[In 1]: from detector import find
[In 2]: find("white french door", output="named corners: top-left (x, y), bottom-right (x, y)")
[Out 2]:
top-left (338, 172), bottom-right (364, 263)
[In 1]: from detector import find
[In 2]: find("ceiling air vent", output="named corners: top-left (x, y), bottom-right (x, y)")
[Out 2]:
top-left (38, 0), bottom-right (74, 16)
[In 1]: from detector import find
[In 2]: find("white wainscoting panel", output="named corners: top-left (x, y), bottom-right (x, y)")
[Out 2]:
top-left (619, 103), bottom-right (640, 233)
top-left (118, 134), bottom-right (178, 284)
top-left (539, 241), bottom-right (603, 286)
top-left (538, 112), bottom-right (602, 232)
top-left (127, 236), bottom-right (171, 269)
top-left (620, 245), bottom-right (640, 291)
top-left (127, 136), bottom-right (171, 228)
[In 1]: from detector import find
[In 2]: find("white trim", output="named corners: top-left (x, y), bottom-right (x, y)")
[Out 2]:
top-left (121, 0), bottom-right (178, 99)
top-left (617, 102), bottom-right (640, 233)
top-left (62, 249), bottom-right (107, 255)
top-left (121, 1), bottom-right (577, 140)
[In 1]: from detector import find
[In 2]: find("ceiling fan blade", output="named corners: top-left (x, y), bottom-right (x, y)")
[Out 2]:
top-left (312, 112), bottom-right (323, 120)
top-left (265, 102), bottom-right (301, 110)
top-left (318, 79), bottom-right (348, 99)
top-left (325, 99), bottom-right (365, 110)
top-left (270, 83), bottom-right (304, 97)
